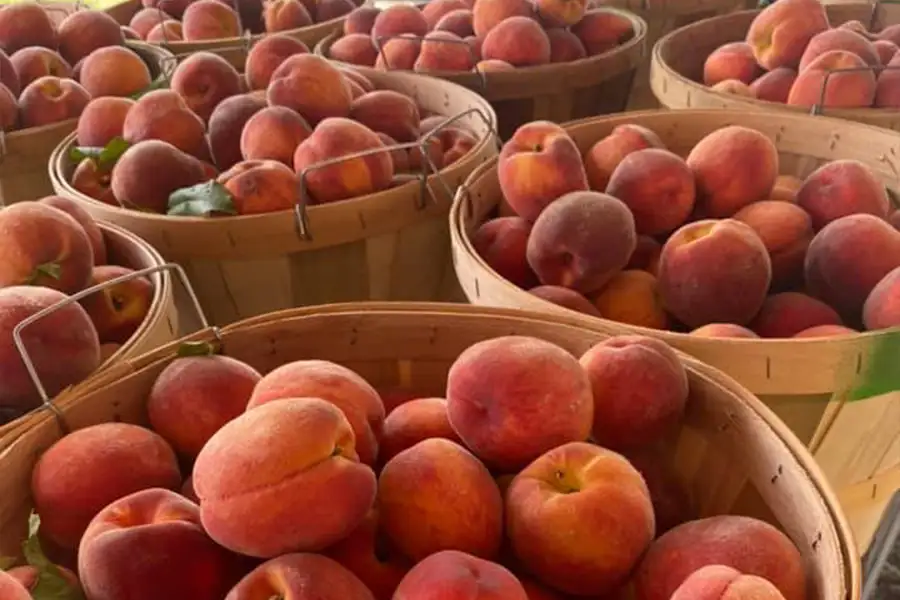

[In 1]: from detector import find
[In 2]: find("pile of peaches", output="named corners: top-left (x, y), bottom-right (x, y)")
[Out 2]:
top-left (704, 0), bottom-right (900, 108)
top-left (0, 197), bottom-right (154, 425)
top-left (3, 332), bottom-right (806, 599)
top-left (124, 0), bottom-right (363, 44)
top-left (69, 43), bottom-right (478, 216)
top-left (0, 3), bottom-right (158, 132)
top-left (473, 120), bottom-right (900, 338)
top-left (323, 0), bottom-right (635, 72)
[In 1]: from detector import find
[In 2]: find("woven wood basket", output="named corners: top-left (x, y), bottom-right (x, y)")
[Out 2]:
top-left (0, 41), bottom-right (174, 207)
top-left (650, 3), bottom-right (900, 130)
top-left (0, 223), bottom-right (178, 443)
top-left (449, 109), bottom-right (900, 509)
top-left (0, 301), bottom-right (860, 599)
top-left (313, 6), bottom-right (646, 140)
top-left (50, 67), bottom-right (498, 327)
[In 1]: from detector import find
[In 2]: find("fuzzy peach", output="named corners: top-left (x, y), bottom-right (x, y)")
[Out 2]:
top-left (75, 96), bottom-right (133, 148)
top-left (170, 51), bottom-right (243, 124)
top-left (624, 449), bottom-right (695, 534)
top-left (529, 285), bottom-right (602, 316)
top-left (79, 46), bottom-right (151, 98)
top-left (208, 92), bottom-right (267, 170)
top-left (584, 124), bottom-right (664, 191)
top-left (787, 50), bottom-right (876, 109)
top-left (799, 28), bottom-right (880, 71)
top-left (349, 89), bottom-right (420, 142)
top-left (749, 67), bottom-right (797, 103)
top-left (393, 550), bottom-right (529, 600)
top-left (690, 323), bottom-right (760, 338)
top-left (111, 140), bottom-right (208, 212)
top-left (793, 324), bottom-right (858, 337)
top-left (547, 27), bottom-right (586, 62)
top-left (590, 270), bottom-right (669, 329)
top-left (472, 0), bottom-right (534, 38)
top-left (244, 34), bottom-right (309, 90)
top-left (330, 32), bottom-right (379, 66)
top-left (123, 89), bottom-right (209, 158)
top-left (0, 2), bottom-right (57, 54)
top-left (263, 0), bottom-right (312, 31)
top-left (732, 200), bottom-right (813, 288)
top-left (18, 76), bottom-right (91, 128)
top-left (0, 571), bottom-right (31, 600)
top-left (435, 9), bottom-right (475, 37)
top-left (344, 6), bottom-right (381, 34)
top-left (182, 0), bottom-right (241, 40)
top-left (374, 35), bottom-right (421, 69)
top-left (79, 265), bottom-right (153, 344)
top-left (571, 9), bottom-right (633, 55)
top-left (745, 0), bottom-right (829, 70)
top-left (750, 292), bottom-right (843, 338)
top-left (481, 16), bottom-right (551, 66)
top-left (796, 160), bottom-right (890, 230)
top-left (267, 53), bottom-right (352, 125)
top-left (226, 553), bottom-right (375, 600)
top-left (863, 265), bottom-right (900, 329)
top-left (9, 47), bottom-right (72, 89)
top-left (472, 216), bottom-right (538, 289)
top-left (57, 9), bottom-right (124, 65)
top-left (422, 0), bottom-right (469, 28)
top-left (379, 397), bottom-right (461, 462)
top-left (670, 565), bottom-right (788, 600)
top-left (240, 105), bottom-right (311, 165)
top-left (703, 42), bottom-right (762, 86)
top-left (371, 4), bottom-right (428, 41)
top-left (770, 173), bottom-right (802, 202)
top-left (38, 195), bottom-right (107, 265)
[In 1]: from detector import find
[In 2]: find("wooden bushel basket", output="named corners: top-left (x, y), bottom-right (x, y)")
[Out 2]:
top-left (49, 68), bottom-right (498, 326)
top-left (650, 3), bottom-right (900, 130)
top-left (0, 302), bottom-right (860, 599)
top-left (449, 108), bottom-right (900, 550)
top-left (0, 223), bottom-right (178, 443)
top-left (314, 7), bottom-right (646, 140)
top-left (600, 0), bottom-right (749, 110)
top-left (0, 41), bottom-right (174, 207)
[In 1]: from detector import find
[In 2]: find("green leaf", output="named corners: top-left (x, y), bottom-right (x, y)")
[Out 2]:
top-left (849, 329), bottom-right (900, 400)
top-left (23, 513), bottom-right (51, 569)
top-left (167, 181), bottom-right (237, 217)
top-left (0, 556), bottom-right (16, 570)
top-left (27, 263), bottom-right (62, 285)
top-left (176, 340), bottom-right (219, 357)
top-left (69, 137), bottom-right (130, 171)
top-left (22, 514), bottom-right (85, 600)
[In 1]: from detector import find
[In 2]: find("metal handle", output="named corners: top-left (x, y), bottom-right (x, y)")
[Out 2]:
top-left (12, 262), bottom-right (211, 431)
top-left (372, 33), bottom-right (488, 93)
top-left (810, 64), bottom-right (900, 116)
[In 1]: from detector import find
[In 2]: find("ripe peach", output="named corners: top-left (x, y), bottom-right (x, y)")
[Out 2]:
top-left (732, 200), bottom-right (813, 288)
top-left (314, 0), bottom-right (355, 23)
top-left (182, 0), bottom-right (241, 40)
top-left (129, 7), bottom-right (171, 38)
top-left (875, 53), bottom-right (900, 108)
top-left (793, 324), bottom-right (858, 337)
top-left (415, 30), bottom-right (477, 71)
top-left (208, 92), bottom-right (267, 170)
top-left (745, 0), bottom-right (829, 70)
top-left (580, 335), bottom-right (688, 449)
top-left (633, 515), bottom-right (806, 600)
top-left (379, 397), bottom-right (461, 462)
top-left (57, 10), bottom-right (125, 65)
top-left (244, 34), bottom-right (309, 90)
top-left (703, 42), bottom-right (762, 86)
top-left (79, 46), bottom-right (151, 98)
top-left (874, 39), bottom-right (898, 64)
top-left (687, 126), bottom-right (779, 218)
top-left (111, 140), bottom-right (208, 212)
top-left (841, 20), bottom-right (873, 39)
top-left (240, 105), bottom-right (311, 165)
top-left (194, 398), bottom-right (377, 557)
top-left (79, 265), bottom-right (153, 344)
top-left (146, 20), bottom-right (183, 42)
top-left (267, 53), bottom-right (352, 125)
top-left (750, 292), bottom-right (842, 338)
top-left (0, 571), bottom-right (31, 600)
top-left (0, 2), bottom-right (57, 54)
top-left (787, 50), bottom-right (876, 109)
top-left (472, 216), bottom-right (538, 289)
top-left (394, 550), bottom-right (528, 600)
top-left (435, 9), bottom-right (475, 37)
top-left (264, 0), bottom-right (312, 31)
top-left (248, 359), bottom-right (385, 466)
top-left (571, 9), bottom-right (634, 55)
top-left (670, 565), bottom-right (788, 600)
top-left (422, 0), bottom-right (468, 29)
top-left (330, 32), bottom-right (379, 66)
top-left (38, 195), bottom-right (107, 265)
top-left (32, 423), bottom-right (181, 550)
top-left (624, 448), bottom-right (695, 535)
top-left (863, 266), bottom-right (900, 329)
top-left (536, 0), bottom-right (586, 27)
top-left (770, 173), bottom-right (802, 202)
top-left (507, 441), bottom-right (655, 596)
top-left (690, 323), bottom-right (760, 338)
top-left (123, 89), bottom-right (209, 159)
top-left (472, 0), bottom-right (534, 38)
top-left (584, 124), bottom-right (664, 191)
top-left (446, 335), bottom-right (593, 471)
top-left (75, 96), bottom-right (133, 148)
top-left (796, 160), bottom-right (890, 230)
top-left (350, 89), bottom-right (420, 142)
top-left (344, 6), bottom-right (380, 34)
top-left (226, 553), bottom-right (375, 600)
top-left (529, 285), bottom-right (602, 316)
top-left (0, 48), bottom-right (18, 96)
top-left (879, 24), bottom-right (900, 45)
top-left (481, 16), bottom-right (551, 66)
top-left (18, 76), bottom-right (91, 128)
top-left (71, 157), bottom-right (116, 205)
top-left (800, 28), bottom-right (880, 71)
top-left (498, 121), bottom-right (588, 221)
top-left (10, 47), bottom-right (72, 89)
top-left (371, 4), bottom-right (428, 42)
top-left (218, 159), bottom-right (300, 214)
top-left (6, 564), bottom-right (81, 595)
top-left (171, 51), bottom-right (243, 123)
top-left (658, 219), bottom-right (772, 327)
top-left (374, 34), bottom-right (421, 70)
top-left (591, 270), bottom-right (669, 329)
top-left (627, 235), bottom-right (662, 274)
top-left (546, 27), bottom-right (586, 62)
top-left (749, 67), bottom-right (797, 103)
top-left (805, 214), bottom-right (900, 317)
top-left (527, 191), bottom-right (636, 293)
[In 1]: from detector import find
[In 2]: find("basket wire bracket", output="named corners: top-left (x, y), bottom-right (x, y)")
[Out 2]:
top-left (810, 64), bottom-right (900, 117)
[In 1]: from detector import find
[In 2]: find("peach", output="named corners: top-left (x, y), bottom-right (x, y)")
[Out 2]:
top-left (874, 39), bottom-right (898, 64)
top-left (415, 30), bottom-right (477, 71)
top-left (633, 515), bottom-right (806, 600)
top-left (863, 265), bottom-right (900, 329)
top-left (481, 16), bottom-right (551, 66)
top-left (527, 191), bottom-right (637, 293)
top-left (267, 54), bottom-right (352, 124)
top-left (879, 24), bottom-right (900, 45)
top-left (658, 219), bottom-right (772, 327)
top-left (248, 359), bottom-right (385, 466)
top-left (875, 53), bottom-right (900, 108)
top-left (627, 235), bottom-right (662, 274)
top-left (240, 105), bottom-right (311, 165)
top-left (378, 438), bottom-right (503, 560)
top-left (218, 159), bottom-right (299, 214)
top-left (208, 92), bottom-right (267, 170)
top-left (315, 0), bottom-right (356, 23)
top-left (787, 50), bottom-right (876, 108)
top-left (0, 571), bottom-right (30, 600)
top-left (800, 28), bottom-right (880, 71)
top-left (536, 0), bottom-right (586, 27)
top-left (472, 0), bottom-right (534, 38)
top-left (79, 265), bottom-right (154, 344)
top-left (18, 76), bottom-right (91, 128)
top-left (732, 200), bottom-right (813, 288)
top-left (57, 10), bottom-right (124, 65)
top-left (244, 33), bottom-right (309, 90)
top-left (144, 0), bottom-right (195, 19)
top-left (375, 35), bottom-right (421, 70)
top-left (545, 27), bottom-right (586, 63)
top-left (0, 2), bottom-right (57, 54)
top-left (0, 286), bottom-right (101, 413)
top-left (805, 214), bottom-right (900, 317)
top-left (182, 0), bottom-right (241, 40)
top-left (690, 323), bottom-right (760, 338)
top-left (793, 324), bottom-right (858, 337)
top-left (749, 67), bottom-right (797, 102)
top-left (520, 578), bottom-right (565, 600)
top-left (37, 196), bottom-right (105, 267)
top-left (796, 160), bottom-right (890, 230)
top-left (226, 553), bottom-right (374, 599)
top-left (330, 32), bottom-right (379, 66)
top-left (0, 47), bottom-right (18, 96)
top-left (75, 96), bottom-right (133, 148)
top-left (344, 6), bottom-right (381, 34)
top-left (745, 0), bottom-right (829, 70)
top-left (591, 270), bottom-right (669, 329)
top-left (580, 335), bottom-right (688, 449)
top-left (507, 441), bottom-right (654, 596)
top-left (529, 285), bottom-right (602, 316)
top-left (31, 423), bottom-right (181, 550)
top-left (711, 79), bottom-right (755, 96)
top-left (171, 51), bottom-right (243, 124)
top-left (10, 47), bottom-right (72, 89)
top-left (6, 564), bottom-right (81, 594)
top-left (606, 148), bottom-right (695, 235)
top-left (435, 9), bottom-right (475, 37)
top-left (841, 20), bottom-right (873, 39)
top-left (571, 9), bottom-right (634, 56)
top-left (378, 133), bottom-right (411, 171)
top-left (123, 89), bottom-right (209, 159)
top-left (264, 0), bottom-right (312, 31)
top-left (293, 117), bottom-right (393, 204)
top-left (147, 350), bottom-right (262, 458)
top-left (435, 126), bottom-right (477, 166)
top-left (379, 397), bottom-right (461, 462)
top-left (446, 335), bottom-right (593, 471)
top-left (394, 550), bottom-right (528, 600)
top-left (79, 46), bottom-right (151, 98)
top-left (703, 42), bottom-right (762, 86)
top-left (194, 398), bottom-right (376, 557)
top-left (687, 126), bottom-right (779, 218)
top-left (498, 121), bottom-right (588, 221)
top-left (472, 216), bottom-right (538, 288)
top-left (584, 124), bottom-right (665, 191)
top-left (422, 0), bottom-right (469, 28)
top-left (770, 173), bottom-right (802, 202)
top-left (78, 488), bottom-right (239, 600)
top-left (71, 157), bottom-right (116, 205)
top-left (350, 89), bottom-right (420, 142)
top-left (624, 448), bottom-right (695, 534)
top-left (129, 7), bottom-right (171, 38)
top-left (0, 202), bottom-right (94, 293)
top-left (146, 20), bottom-right (183, 42)
top-left (111, 140), bottom-right (208, 212)
top-left (750, 291), bottom-right (842, 338)
top-left (371, 4), bottom-right (428, 42)
top-left (670, 565), bottom-right (788, 600)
